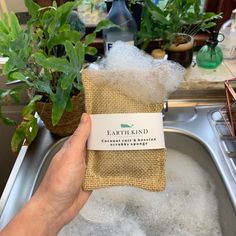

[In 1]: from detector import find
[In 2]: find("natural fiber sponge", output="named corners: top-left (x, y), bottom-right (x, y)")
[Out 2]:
top-left (82, 42), bottom-right (184, 191)
top-left (82, 70), bottom-right (166, 191)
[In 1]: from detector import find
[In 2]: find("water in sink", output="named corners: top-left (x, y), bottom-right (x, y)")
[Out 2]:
top-left (58, 148), bottom-right (222, 236)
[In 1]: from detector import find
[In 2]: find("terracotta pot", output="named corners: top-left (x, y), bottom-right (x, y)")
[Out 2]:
top-left (166, 33), bottom-right (194, 68)
top-left (36, 93), bottom-right (85, 136)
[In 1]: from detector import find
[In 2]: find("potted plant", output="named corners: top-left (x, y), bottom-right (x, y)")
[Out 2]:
top-left (138, 0), bottom-right (222, 67)
top-left (0, 0), bottom-right (114, 152)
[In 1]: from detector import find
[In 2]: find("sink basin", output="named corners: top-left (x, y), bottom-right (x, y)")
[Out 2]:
top-left (0, 104), bottom-right (236, 235)
top-left (39, 132), bottom-right (236, 236)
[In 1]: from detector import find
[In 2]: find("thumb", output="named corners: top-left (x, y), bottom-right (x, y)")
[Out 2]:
top-left (64, 113), bottom-right (91, 154)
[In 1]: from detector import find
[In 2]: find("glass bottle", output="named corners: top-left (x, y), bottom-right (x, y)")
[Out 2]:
top-left (196, 31), bottom-right (223, 69)
top-left (219, 9), bottom-right (236, 59)
top-left (103, 0), bottom-right (137, 53)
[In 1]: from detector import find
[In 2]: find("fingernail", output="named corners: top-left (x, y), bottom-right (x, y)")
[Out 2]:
top-left (80, 113), bottom-right (88, 123)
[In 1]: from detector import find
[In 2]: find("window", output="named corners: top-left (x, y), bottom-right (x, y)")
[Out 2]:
top-left (76, 0), bottom-right (236, 29)
top-left (33, 1), bottom-right (236, 28)
top-left (77, 0), bottom-right (107, 26)
top-left (77, 0), bottom-right (207, 26)
top-left (56, 0), bottom-right (236, 50)
top-left (154, 0), bottom-right (205, 10)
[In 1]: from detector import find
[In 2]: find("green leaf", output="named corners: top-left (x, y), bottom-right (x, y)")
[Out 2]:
top-left (24, 0), bottom-right (40, 16)
top-left (2, 57), bottom-right (16, 74)
top-left (8, 72), bottom-right (32, 87)
top-left (0, 33), bottom-right (9, 48)
top-left (47, 14), bottom-right (61, 38)
top-left (22, 95), bottom-right (42, 118)
top-left (194, 0), bottom-right (201, 15)
top-left (3, 37), bottom-right (31, 74)
top-left (46, 1), bottom-right (81, 39)
top-left (56, 1), bottom-right (81, 26)
top-left (10, 93), bottom-right (42, 152)
top-left (73, 81), bottom-right (83, 91)
top-left (25, 117), bottom-right (38, 144)
top-left (0, 16), bottom-right (10, 34)
top-left (3, 55), bottom-right (26, 75)
top-left (34, 52), bottom-right (71, 73)
top-left (76, 41), bottom-right (85, 71)
top-left (84, 33), bottom-right (96, 46)
top-left (94, 19), bottom-right (118, 33)
top-left (48, 31), bottom-right (81, 50)
top-left (51, 84), bottom-right (71, 125)
top-left (64, 40), bottom-right (78, 67)
top-left (85, 46), bottom-right (97, 56)
top-left (150, 10), bottom-right (169, 24)
top-left (10, 30), bottom-right (29, 48)
top-left (203, 12), bottom-right (222, 21)
top-left (0, 85), bottom-right (28, 104)
top-left (0, 111), bottom-right (16, 126)
top-left (34, 80), bottom-right (52, 95)
top-left (146, 0), bottom-right (163, 13)
top-left (9, 71), bottom-right (27, 81)
top-left (200, 22), bottom-right (216, 30)
top-left (11, 125), bottom-right (26, 152)
top-left (2, 13), bottom-right (10, 29)
top-left (60, 73), bottom-right (75, 90)
top-left (11, 113), bottom-right (39, 152)
top-left (65, 97), bottom-right (73, 112)
top-left (9, 13), bottom-right (22, 37)
top-left (40, 10), bottom-right (55, 30)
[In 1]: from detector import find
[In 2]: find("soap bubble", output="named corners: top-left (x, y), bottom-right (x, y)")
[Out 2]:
top-left (88, 41), bottom-right (185, 104)
top-left (59, 149), bottom-right (222, 236)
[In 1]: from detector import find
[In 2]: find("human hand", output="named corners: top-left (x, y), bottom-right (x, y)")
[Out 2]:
top-left (33, 113), bottom-right (92, 231)
top-left (0, 113), bottom-right (92, 236)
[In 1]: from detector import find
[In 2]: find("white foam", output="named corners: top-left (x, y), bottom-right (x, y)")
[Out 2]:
top-left (87, 41), bottom-right (185, 104)
top-left (59, 148), bottom-right (222, 236)
top-left (79, 187), bottom-right (130, 223)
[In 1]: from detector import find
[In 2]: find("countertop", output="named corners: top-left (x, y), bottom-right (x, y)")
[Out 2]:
top-left (170, 58), bottom-right (236, 101)
top-left (184, 59), bottom-right (236, 89)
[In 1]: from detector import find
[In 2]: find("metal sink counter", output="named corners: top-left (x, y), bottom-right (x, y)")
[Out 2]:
top-left (0, 102), bottom-right (236, 234)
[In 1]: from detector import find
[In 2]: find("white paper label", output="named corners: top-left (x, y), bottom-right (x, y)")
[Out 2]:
top-left (88, 113), bottom-right (165, 151)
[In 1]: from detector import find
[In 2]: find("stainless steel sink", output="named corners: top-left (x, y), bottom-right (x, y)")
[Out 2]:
top-left (0, 103), bottom-right (236, 235)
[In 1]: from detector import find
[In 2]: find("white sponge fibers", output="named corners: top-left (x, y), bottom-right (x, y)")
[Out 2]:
top-left (88, 41), bottom-right (185, 104)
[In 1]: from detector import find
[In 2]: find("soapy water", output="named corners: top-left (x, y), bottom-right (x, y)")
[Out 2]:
top-left (59, 149), bottom-right (222, 236)
top-left (88, 41), bottom-right (185, 104)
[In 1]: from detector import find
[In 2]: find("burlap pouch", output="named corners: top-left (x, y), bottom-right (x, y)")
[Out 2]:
top-left (82, 69), bottom-right (166, 191)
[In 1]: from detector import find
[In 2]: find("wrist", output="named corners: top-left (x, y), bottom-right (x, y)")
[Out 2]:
top-left (29, 193), bottom-right (65, 235)
top-left (1, 194), bottom-right (64, 236)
